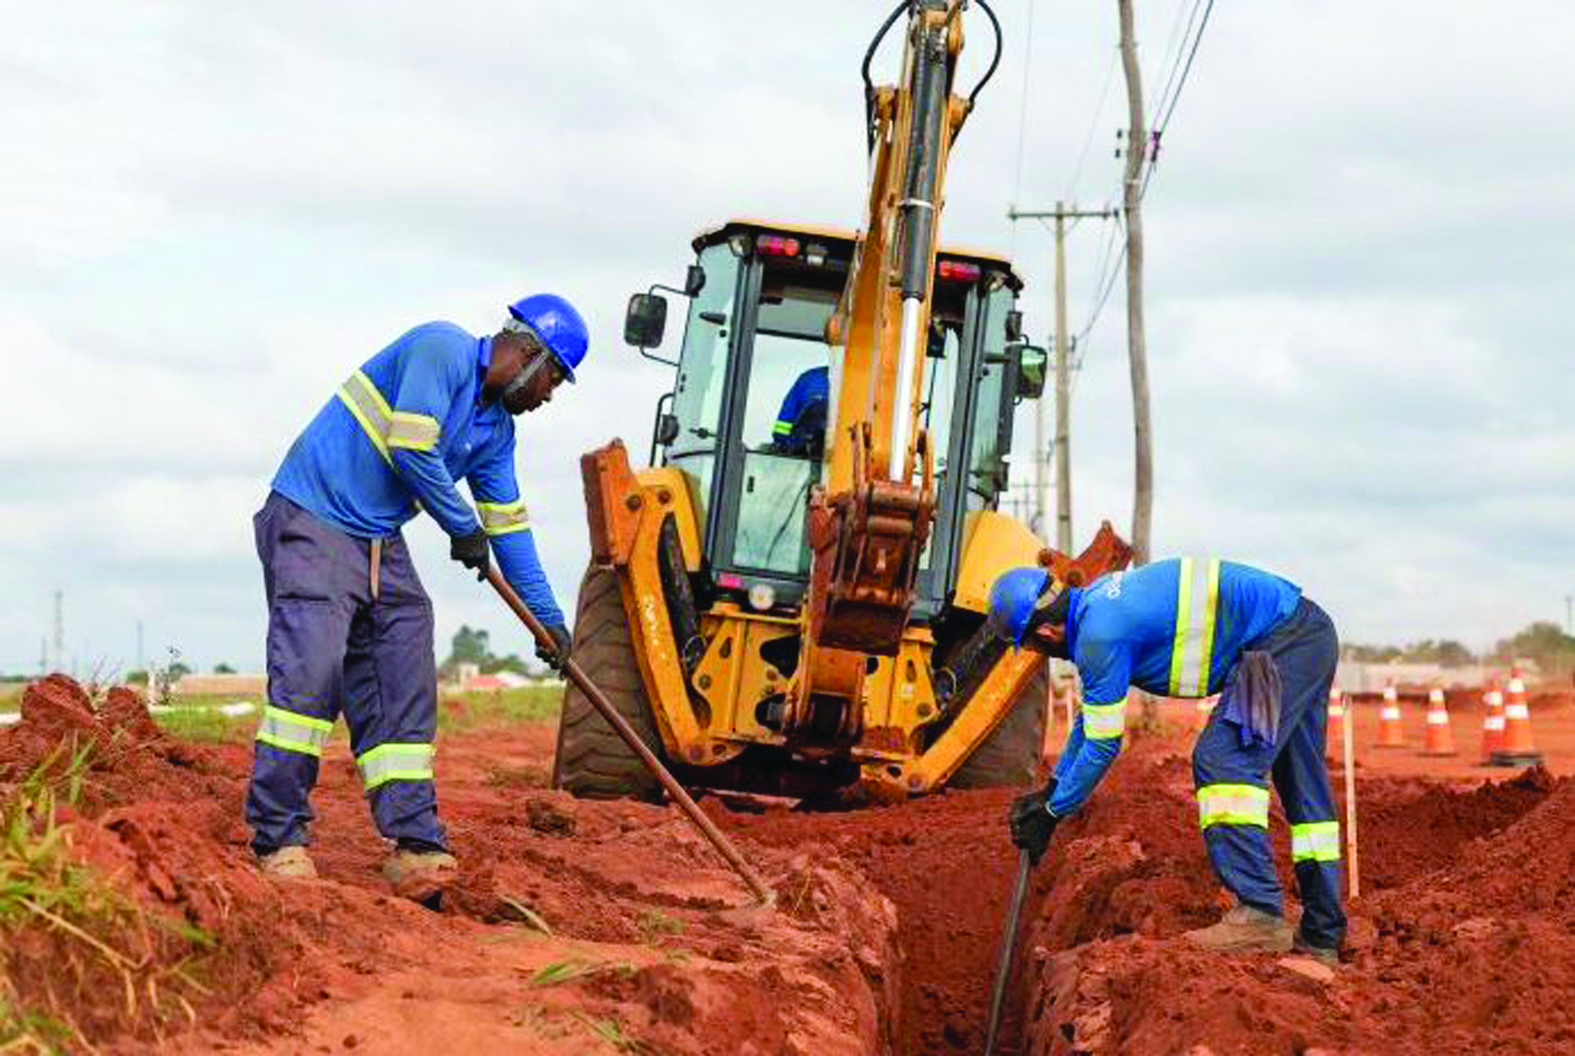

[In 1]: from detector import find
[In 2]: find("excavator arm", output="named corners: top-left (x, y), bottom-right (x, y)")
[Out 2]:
top-left (789, 0), bottom-right (1001, 739)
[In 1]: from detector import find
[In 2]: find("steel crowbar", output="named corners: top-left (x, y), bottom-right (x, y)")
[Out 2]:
top-left (483, 564), bottom-right (775, 907)
top-left (983, 848), bottom-right (1034, 1055)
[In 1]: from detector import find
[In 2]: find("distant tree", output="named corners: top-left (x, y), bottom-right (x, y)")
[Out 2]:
top-left (124, 670), bottom-right (150, 686)
top-left (167, 661), bottom-right (192, 681)
top-left (1492, 621), bottom-right (1575, 673)
top-left (481, 653), bottom-right (529, 676)
top-left (213, 662), bottom-right (236, 674)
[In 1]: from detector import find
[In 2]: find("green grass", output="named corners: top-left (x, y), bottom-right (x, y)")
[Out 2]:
top-left (151, 707), bottom-right (262, 745)
top-left (1, 740), bottom-right (215, 1050)
top-left (438, 686), bottom-right (561, 732)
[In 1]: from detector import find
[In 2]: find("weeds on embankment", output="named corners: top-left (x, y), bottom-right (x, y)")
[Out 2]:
top-left (0, 739), bottom-right (215, 1054)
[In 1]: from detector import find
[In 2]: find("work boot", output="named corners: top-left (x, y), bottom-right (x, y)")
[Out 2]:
top-left (257, 845), bottom-right (318, 880)
top-left (1292, 934), bottom-right (1340, 967)
top-left (1183, 903), bottom-right (1293, 954)
top-left (383, 848), bottom-right (458, 902)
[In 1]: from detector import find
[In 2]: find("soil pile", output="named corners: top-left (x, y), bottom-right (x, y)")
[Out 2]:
top-left (3, 677), bottom-right (903, 1055)
top-left (1017, 747), bottom-right (1575, 1055)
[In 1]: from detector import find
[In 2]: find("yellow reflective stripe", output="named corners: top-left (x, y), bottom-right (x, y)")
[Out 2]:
top-left (1196, 782), bottom-right (1270, 828)
top-left (387, 411), bottom-right (440, 451)
top-left (1082, 697), bottom-right (1127, 740)
top-left (336, 370), bottom-right (394, 465)
top-left (256, 705), bottom-right (332, 758)
top-left (772, 420), bottom-right (793, 435)
top-left (356, 742), bottom-right (434, 790)
top-left (477, 498), bottom-right (530, 536)
top-left (1168, 557), bottom-right (1221, 697)
top-left (1291, 820), bottom-right (1341, 861)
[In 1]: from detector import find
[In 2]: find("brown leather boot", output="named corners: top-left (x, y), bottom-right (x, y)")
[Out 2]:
top-left (257, 845), bottom-right (318, 880)
top-left (1183, 903), bottom-right (1293, 953)
top-left (383, 849), bottom-right (458, 902)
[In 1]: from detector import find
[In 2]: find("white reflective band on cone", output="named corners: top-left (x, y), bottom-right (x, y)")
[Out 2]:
top-left (1428, 711), bottom-right (1449, 725)
top-left (1485, 716), bottom-right (1506, 730)
top-left (1506, 704), bottom-right (1530, 719)
top-left (1486, 691), bottom-right (1504, 706)
top-left (1382, 707), bottom-right (1401, 719)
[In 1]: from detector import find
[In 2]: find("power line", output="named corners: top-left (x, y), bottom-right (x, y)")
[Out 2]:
top-left (1142, 0), bottom-right (1215, 197)
top-left (1063, 46), bottom-right (1120, 201)
top-left (1149, 0), bottom-right (1204, 129)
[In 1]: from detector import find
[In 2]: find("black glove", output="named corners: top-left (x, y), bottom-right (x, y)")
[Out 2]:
top-left (450, 529), bottom-right (490, 579)
top-left (537, 623), bottom-right (572, 671)
top-left (1008, 780), bottom-right (1060, 864)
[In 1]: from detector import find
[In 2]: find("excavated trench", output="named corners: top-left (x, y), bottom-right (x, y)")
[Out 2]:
top-left (7, 678), bottom-right (1575, 1054)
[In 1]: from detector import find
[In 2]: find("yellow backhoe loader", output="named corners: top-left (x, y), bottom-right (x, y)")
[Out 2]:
top-left (554, 0), bottom-right (1130, 801)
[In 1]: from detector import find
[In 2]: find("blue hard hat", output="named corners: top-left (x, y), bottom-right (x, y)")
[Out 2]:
top-left (986, 567), bottom-right (1054, 648)
top-left (507, 293), bottom-right (588, 383)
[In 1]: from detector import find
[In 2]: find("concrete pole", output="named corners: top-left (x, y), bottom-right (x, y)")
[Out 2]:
top-left (1054, 204), bottom-right (1073, 554)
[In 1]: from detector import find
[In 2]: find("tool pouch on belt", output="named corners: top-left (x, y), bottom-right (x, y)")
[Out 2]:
top-left (1218, 650), bottom-right (1281, 751)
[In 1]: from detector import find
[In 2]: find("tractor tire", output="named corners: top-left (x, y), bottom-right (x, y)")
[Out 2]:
top-left (551, 564), bottom-right (666, 802)
top-left (948, 660), bottom-right (1048, 788)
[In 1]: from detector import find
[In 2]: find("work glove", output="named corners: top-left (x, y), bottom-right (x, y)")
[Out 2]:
top-left (1008, 779), bottom-right (1060, 864)
top-left (537, 623), bottom-right (572, 671)
top-left (450, 528), bottom-right (490, 579)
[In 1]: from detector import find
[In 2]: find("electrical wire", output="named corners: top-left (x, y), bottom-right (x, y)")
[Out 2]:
top-left (1008, 0), bottom-right (1038, 260)
top-left (1149, 0), bottom-right (1203, 130)
top-left (1142, 0), bottom-right (1215, 197)
top-left (1063, 46), bottom-right (1120, 202)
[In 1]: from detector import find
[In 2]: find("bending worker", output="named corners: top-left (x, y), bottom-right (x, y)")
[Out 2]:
top-left (989, 557), bottom-right (1345, 964)
top-left (249, 294), bottom-right (586, 900)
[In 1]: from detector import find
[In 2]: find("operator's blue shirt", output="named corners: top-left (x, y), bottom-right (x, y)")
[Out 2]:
top-left (271, 321), bottom-right (565, 627)
top-left (771, 366), bottom-right (829, 445)
top-left (1049, 557), bottom-right (1300, 816)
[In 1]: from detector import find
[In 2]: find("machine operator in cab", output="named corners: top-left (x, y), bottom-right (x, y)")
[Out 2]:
top-left (987, 558), bottom-right (1346, 965)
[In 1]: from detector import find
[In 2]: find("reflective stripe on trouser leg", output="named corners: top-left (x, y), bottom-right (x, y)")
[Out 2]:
top-left (1193, 703), bottom-right (1281, 917)
top-left (341, 536), bottom-right (448, 851)
top-left (1266, 597), bottom-right (1346, 948)
top-left (247, 495), bottom-right (356, 853)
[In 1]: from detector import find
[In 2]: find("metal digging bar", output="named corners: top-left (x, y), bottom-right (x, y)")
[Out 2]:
top-left (483, 564), bottom-right (775, 908)
top-left (983, 848), bottom-right (1034, 1055)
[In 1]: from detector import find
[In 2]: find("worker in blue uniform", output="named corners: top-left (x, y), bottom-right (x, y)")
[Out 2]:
top-left (249, 293), bottom-right (587, 900)
top-left (988, 558), bottom-right (1346, 964)
top-left (769, 365), bottom-right (829, 456)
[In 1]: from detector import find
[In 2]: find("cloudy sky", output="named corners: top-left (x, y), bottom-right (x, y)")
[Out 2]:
top-left (2, 1), bottom-right (1571, 675)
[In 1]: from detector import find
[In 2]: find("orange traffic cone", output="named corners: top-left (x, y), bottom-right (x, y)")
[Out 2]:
top-left (1479, 679), bottom-right (1506, 762)
top-left (1489, 670), bottom-right (1544, 766)
top-left (1420, 686), bottom-right (1457, 756)
top-left (1374, 682), bottom-right (1406, 748)
top-left (1325, 686), bottom-right (1346, 761)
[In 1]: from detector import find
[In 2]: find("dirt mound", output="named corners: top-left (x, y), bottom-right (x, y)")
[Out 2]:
top-left (1356, 767), bottom-right (1562, 890)
top-left (1018, 751), bottom-right (1575, 1055)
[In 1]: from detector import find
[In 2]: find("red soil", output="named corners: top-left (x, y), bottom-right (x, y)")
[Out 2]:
top-left (0, 678), bottom-right (900, 1055)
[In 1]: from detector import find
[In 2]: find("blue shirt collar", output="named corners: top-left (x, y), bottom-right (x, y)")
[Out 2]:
top-left (477, 335), bottom-right (493, 387)
top-left (1065, 586), bottom-right (1086, 657)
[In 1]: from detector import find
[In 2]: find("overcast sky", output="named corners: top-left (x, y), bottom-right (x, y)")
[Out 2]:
top-left (2, 1), bottom-right (1571, 675)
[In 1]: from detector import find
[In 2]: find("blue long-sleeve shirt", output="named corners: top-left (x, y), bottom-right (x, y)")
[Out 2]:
top-left (1049, 557), bottom-right (1300, 816)
top-left (271, 321), bottom-right (565, 627)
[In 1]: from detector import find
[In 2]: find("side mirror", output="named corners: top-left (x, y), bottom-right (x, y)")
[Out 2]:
top-left (1012, 343), bottom-right (1047, 400)
top-left (654, 412), bottom-right (680, 447)
top-left (684, 264), bottom-right (706, 297)
top-left (624, 292), bottom-right (668, 348)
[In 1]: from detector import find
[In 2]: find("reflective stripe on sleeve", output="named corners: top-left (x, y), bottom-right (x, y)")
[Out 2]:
top-left (1168, 556), bottom-right (1222, 697)
top-left (387, 411), bottom-right (441, 452)
top-left (476, 498), bottom-right (530, 536)
top-left (1196, 782), bottom-right (1270, 829)
top-left (256, 705), bottom-right (333, 758)
top-left (1290, 820), bottom-right (1341, 862)
top-left (772, 419), bottom-right (793, 436)
top-left (1082, 697), bottom-right (1127, 741)
top-left (356, 742), bottom-right (435, 790)
top-left (336, 371), bottom-right (395, 464)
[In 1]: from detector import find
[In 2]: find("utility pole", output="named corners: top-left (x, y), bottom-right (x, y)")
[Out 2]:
top-left (1117, 0), bottom-right (1153, 564)
top-left (1007, 203), bottom-right (1115, 552)
top-left (1566, 595), bottom-right (1573, 637)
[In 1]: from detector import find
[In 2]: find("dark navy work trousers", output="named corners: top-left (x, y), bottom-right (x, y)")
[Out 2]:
top-left (247, 492), bottom-right (447, 855)
top-left (1192, 597), bottom-right (1346, 949)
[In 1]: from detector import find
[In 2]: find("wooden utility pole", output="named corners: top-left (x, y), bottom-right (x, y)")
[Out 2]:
top-left (1117, 0), bottom-right (1153, 564)
top-left (1007, 204), bottom-right (1114, 553)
